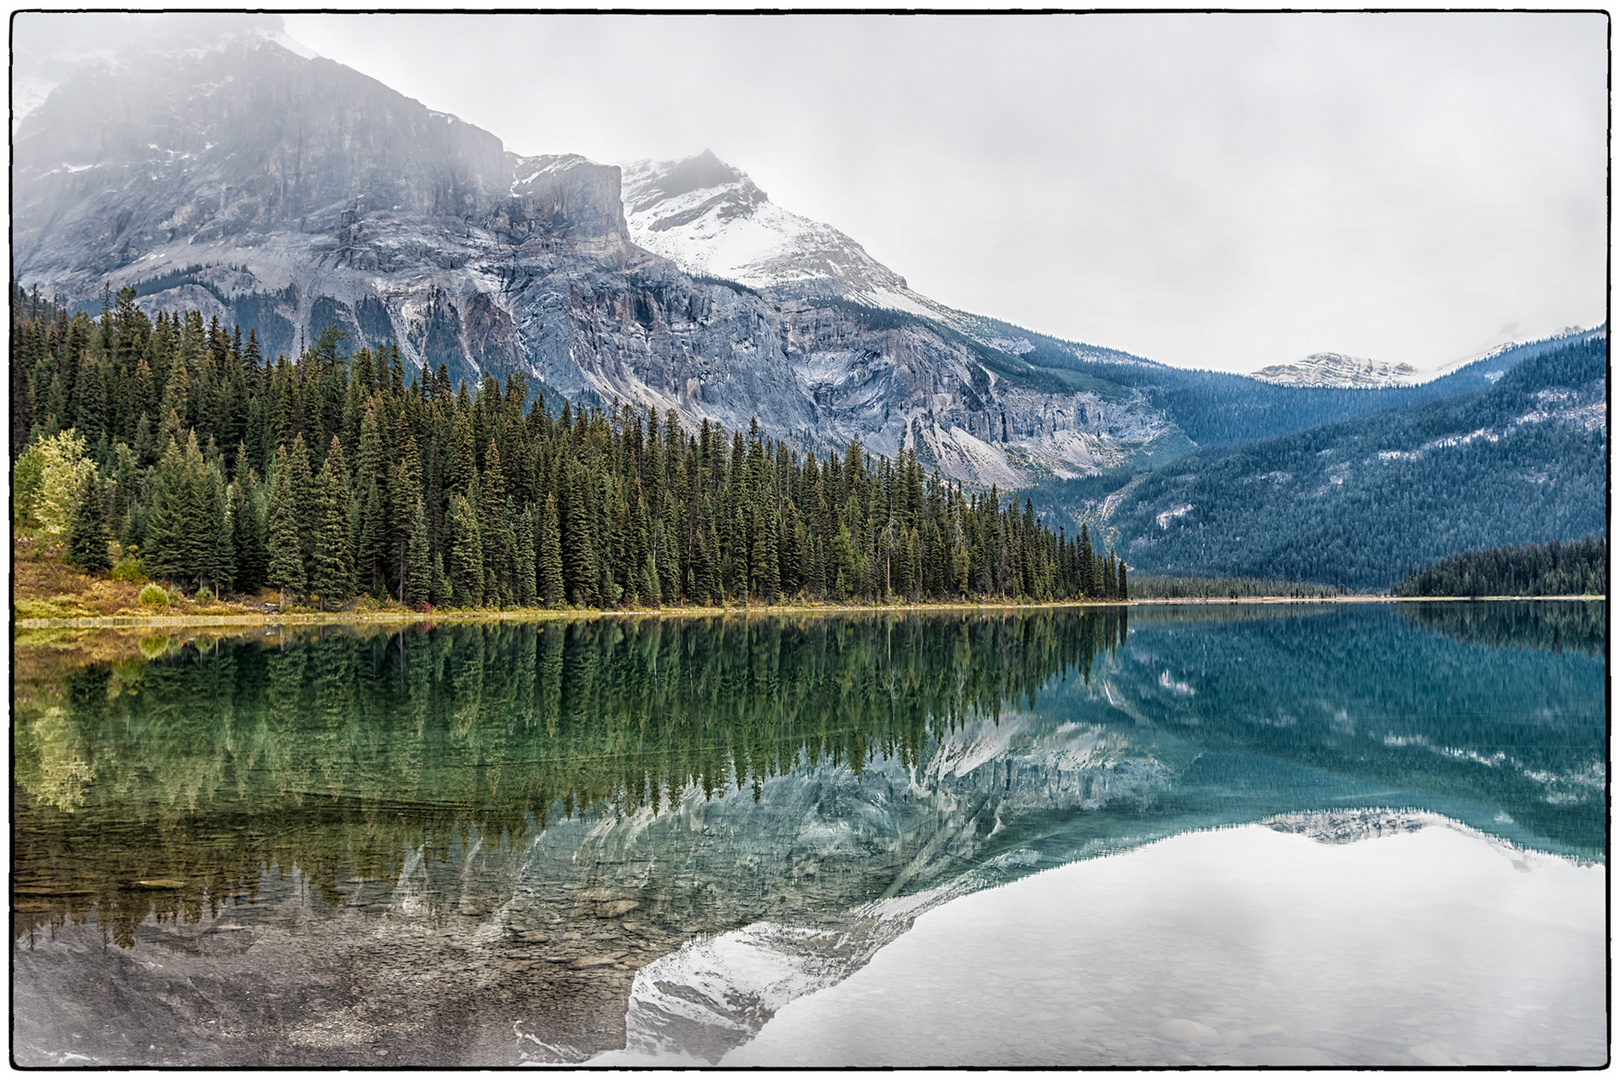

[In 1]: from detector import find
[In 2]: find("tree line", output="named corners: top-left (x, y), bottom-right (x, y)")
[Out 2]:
top-left (1128, 575), bottom-right (1349, 600)
top-left (12, 288), bottom-right (1130, 609)
top-left (1392, 537), bottom-right (1606, 598)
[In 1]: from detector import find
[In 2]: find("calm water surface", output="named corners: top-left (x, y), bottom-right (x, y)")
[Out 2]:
top-left (12, 602), bottom-right (1606, 1066)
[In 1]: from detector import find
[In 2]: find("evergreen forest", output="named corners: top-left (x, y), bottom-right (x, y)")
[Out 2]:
top-left (1392, 538), bottom-right (1606, 598)
top-left (11, 289), bottom-right (1129, 611)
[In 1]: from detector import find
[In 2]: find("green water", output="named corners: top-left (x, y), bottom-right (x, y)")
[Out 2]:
top-left (11, 602), bottom-right (1606, 1066)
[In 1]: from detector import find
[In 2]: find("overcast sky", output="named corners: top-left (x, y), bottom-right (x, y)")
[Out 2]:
top-left (73, 13), bottom-right (1620, 373)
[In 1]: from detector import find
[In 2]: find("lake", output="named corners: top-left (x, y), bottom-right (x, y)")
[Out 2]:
top-left (12, 601), bottom-right (1606, 1067)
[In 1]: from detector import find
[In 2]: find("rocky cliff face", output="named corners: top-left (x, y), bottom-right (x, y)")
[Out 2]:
top-left (12, 17), bottom-right (1177, 485)
top-left (14, 35), bottom-right (509, 281)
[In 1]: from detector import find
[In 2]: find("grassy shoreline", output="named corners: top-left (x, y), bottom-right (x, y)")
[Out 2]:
top-left (13, 593), bottom-right (1604, 632)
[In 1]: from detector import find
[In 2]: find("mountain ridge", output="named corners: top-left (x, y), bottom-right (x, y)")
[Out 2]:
top-left (1087, 333), bottom-right (1608, 588)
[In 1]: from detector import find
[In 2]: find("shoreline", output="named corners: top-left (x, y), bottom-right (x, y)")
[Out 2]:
top-left (13, 594), bottom-right (1605, 632)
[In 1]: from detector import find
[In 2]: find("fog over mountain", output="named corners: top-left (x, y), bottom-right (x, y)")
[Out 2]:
top-left (274, 11), bottom-right (1605, 375)
top-left (10, 11), bottom-right (1607, 523)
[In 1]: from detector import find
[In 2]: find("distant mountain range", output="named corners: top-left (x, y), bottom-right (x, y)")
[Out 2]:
top-left (11, 16), bottom-right (1606, 584)
top-left (1086, 333), bottom-right (1607, 588)
top-left (1251, 352), bottom-right (1424, 389)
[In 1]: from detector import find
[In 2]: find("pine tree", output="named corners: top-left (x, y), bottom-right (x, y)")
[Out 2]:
top-left (311, 450), bottom-right (356, 611)
top-left (560, 459), bottom-right (596, 605)
top-left (513, 503), bottom-right (537, 606)
top-left (481, 440), bottom-right (509, 604)
top-left (72, 353), bottom-right (107, 448)
top-left (357, 478), bottom-right (387, 597)
top-left (143, 433), bottom-right (213, 590)
top-left (266, 445), bottom-right (307, 607)
top-left (229, 478), bottom-right (267, 595)
top-left (65, 471), bottom-right (112, 573)
top-left (204, 460), bottom-right (234, 596)
top-left (449, 407), bottom-right (476, 497)
top-left (538, 493), bottom-right (564, 606)
top-left (285, 433), bottom-right (319, 566)
top-left (446, 492), bottom-right (484, 607)
top-left (1078, 523), bottom-right (1096, 597)
top-left (406, 495), bottom-right (433, 606)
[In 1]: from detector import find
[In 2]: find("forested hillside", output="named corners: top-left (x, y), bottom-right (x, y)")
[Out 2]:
top-left (980, 316), bottom-right (1597, 448)
top-left (11, 291), bottom-right (1129, 610)
top-left (1096, 337), bottom-right (1607, 589)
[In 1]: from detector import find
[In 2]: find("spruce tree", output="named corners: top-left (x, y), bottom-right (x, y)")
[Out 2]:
top-left (357, 478), bottom-right (387, 597)
top-left (65, 471), bottom-right (112, 573)
top-left (560, 459), bottom-right (596, 605)
top-left (480, 441), bottom-right (508, 603)
top-left (446, 493), bottom-right (484, 607)
top-left (266, 445), bottom-right (307, 607)
top-left (143, 435), bottom-right (210, 588)
top-left (204, 462), bottom-right (234, 596)
top-left (538, 493), bottom-right (564, 606)
top-left (285, 433), bottom-right (318, 566)
top-left (229, 478), bottom-right (267, 594)
top-left (311, 451), bottom-right (356, 611)
top-left (406, 495), bottom-right (433, 606)
top-left (514, 504), bottom-right (537, 606)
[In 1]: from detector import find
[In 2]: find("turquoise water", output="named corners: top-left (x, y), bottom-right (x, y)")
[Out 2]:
top-left (12, 602), bottom-right (1606, 1065)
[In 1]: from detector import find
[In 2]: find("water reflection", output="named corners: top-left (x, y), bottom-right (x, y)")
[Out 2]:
top-left (1400, 598), bottom-right (1606, 655)
top-left (14, 612), bottom-right (1128, 949)
top-left (11, 603), bottom-right (1606, 1066)
top-left (719, 819), bottom-right (1606, 1067)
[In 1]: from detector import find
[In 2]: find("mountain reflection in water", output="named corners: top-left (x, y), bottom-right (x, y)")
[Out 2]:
top-left (11, 603), bottom-right (1605, 1066)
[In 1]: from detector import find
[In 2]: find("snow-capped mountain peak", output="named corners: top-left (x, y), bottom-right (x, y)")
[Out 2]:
top-left (619, 151), bottom-right (908, 298)
top-left (1249, 326), bottom-right (1601, 389)
top-left (1249, 352), bottom-right (1422, 389)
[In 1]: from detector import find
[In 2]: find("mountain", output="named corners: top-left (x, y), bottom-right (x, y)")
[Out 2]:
top-left (12, 14), bottom-right (1605, 544)
top-left (12, 23), bottom-right (1187, 487)
top-left (1085, 333), bottom-right (1608, 588)
top-left (620, 150), bottom-right (910, 301)
top-left (1250, 352), bottom-right (1421, 388)
top-left (616, 153), bottom-right (1590, 455)
top-left (1247, 339), bottom-right (1561, 389)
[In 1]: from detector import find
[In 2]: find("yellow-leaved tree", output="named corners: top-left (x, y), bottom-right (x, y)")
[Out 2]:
top-left (15, 429), bottom-right (96, 541)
